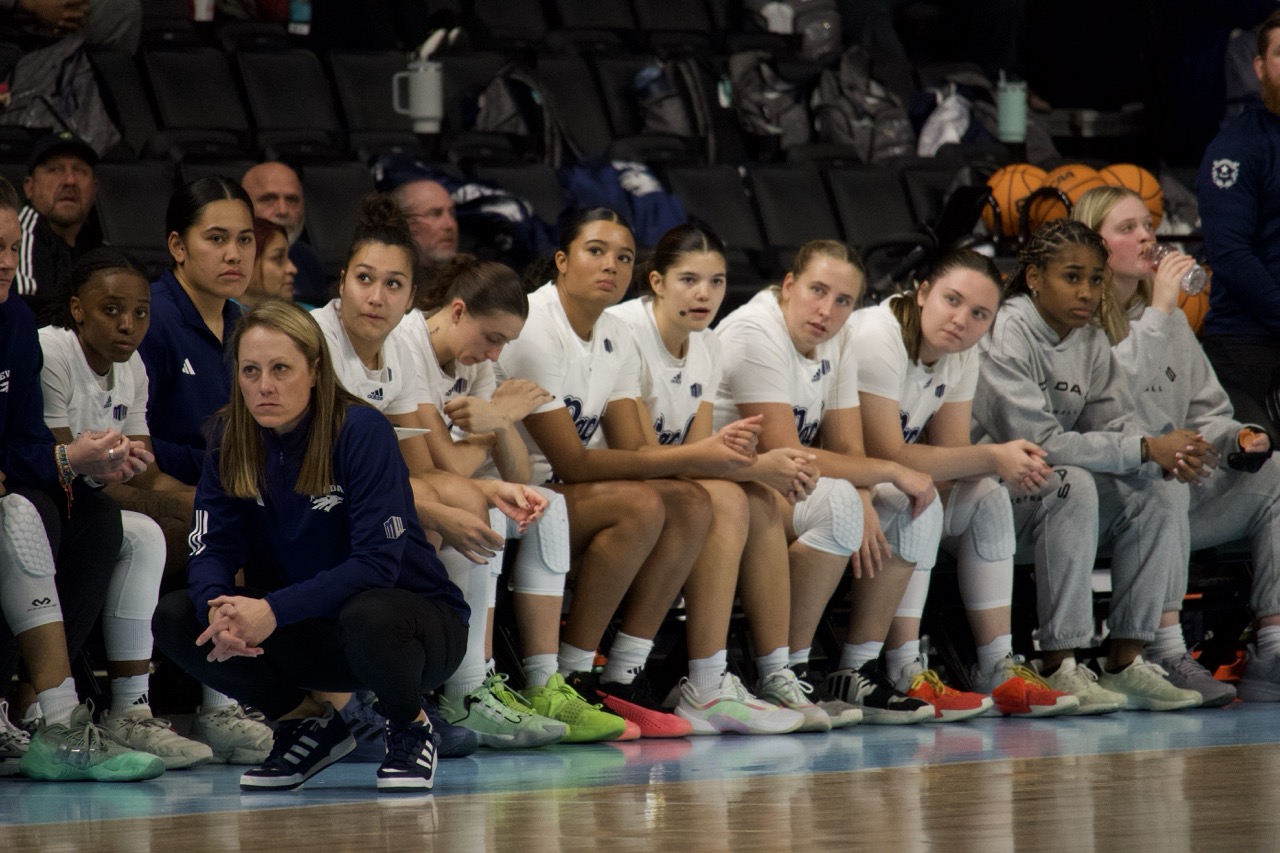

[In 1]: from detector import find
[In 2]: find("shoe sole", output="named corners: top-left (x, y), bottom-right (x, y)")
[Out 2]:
top-left (1117, 696), bottom-right (1201, 712)
top-left (376, 773), bottom-right (434, 791)
top-left (922, 700), bottom-right (994, 723)
top-left (1237, 678), bottom-right (1280, 702)
top-left (598, 696), bottom-right (692, 738)
top-left (240, 735), bottom-right (356, 791)
top-left (996, 696), bottom-right (1081, 718)
top-left (157, 750), bottom-right (214, 770)
top-left (676, 708), bottom-right (805, 736)
top-left (859, 707), bottom-right (933, 725)
top-left (20, 753), bottom-right (165, 782)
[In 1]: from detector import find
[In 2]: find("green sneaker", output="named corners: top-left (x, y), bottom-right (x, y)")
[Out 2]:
top-left (438, 676), bottom-right (566, 749)
top-left (524, 673), bottom-right (627, 743)
top-left (21, 704), bottom-right (165, 782)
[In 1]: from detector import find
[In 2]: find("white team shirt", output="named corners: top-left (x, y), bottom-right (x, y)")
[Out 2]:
top-left (843, 298), bottom-right (978, 444)
top-left (714, 288), bottom-right (858, 446)
top-left (39, 325), bottom-right (150, 437)
top-left (607, 296), bottom-right (721, 445)
top-left (313, 299), bottom-right (425, 416)
top-left (497, 282), bottom-right (641, 484)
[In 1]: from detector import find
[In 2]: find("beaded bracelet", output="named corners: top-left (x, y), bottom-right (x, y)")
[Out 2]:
top-left (54, 444), bottom-right (76, 517)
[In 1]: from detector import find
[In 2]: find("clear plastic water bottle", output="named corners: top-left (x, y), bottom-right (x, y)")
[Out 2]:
top-left (1147, 244), bottom-right (1208, 295)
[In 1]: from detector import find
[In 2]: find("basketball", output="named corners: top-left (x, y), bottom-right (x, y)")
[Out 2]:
top-left (1100, 163), bottom-right (1165, 228)
top-left (983, 163), bottom-right (1047, 238)
top-left (1178, 273), bottom-right (1211, 335)
top-left (1027, 164), bottom-right (1109, 232)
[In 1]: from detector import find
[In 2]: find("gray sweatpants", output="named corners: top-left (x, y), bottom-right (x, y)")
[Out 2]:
top-left (1010, 466), bottom-right (1189, 650)
top-left (1185, 458), bottom-right (1280, 619)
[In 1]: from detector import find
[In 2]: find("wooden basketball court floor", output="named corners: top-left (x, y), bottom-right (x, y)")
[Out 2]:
top-left (5, 701), bottom-right (1280, 852)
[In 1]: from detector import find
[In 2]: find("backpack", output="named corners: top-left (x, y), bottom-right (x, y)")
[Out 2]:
top-left (745, 0), bottom-right (843, 63)
top-left (559, 159), bottom-right (687, 249)
top-left (0, 35), bottom-right (121, 155)
top-left (810, 44), bottom-right (914, 164)
top-left (473, 61), bottom-right (580, 167)
top-left (728, 51), bottom-right (811, 159)
top-left (633, 57), bottom-right (716, 162)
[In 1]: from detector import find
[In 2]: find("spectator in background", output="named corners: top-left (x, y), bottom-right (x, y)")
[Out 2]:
top-left (392, 178), bottom-right (458, 264)
top-left (0, 0), bottom-right (141, 52)
top-left (241, 162), bottom-right (329, 306)
top-left (16, 131), bottom-right (103, 327)
top-left (237, 217), bottom-right (297, 310)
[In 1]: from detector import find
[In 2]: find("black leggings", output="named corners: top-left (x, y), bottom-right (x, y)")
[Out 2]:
top-left (152, 587), bottom-right (467, 724)
top-left (1203, 335), bottom-right (1280, 440)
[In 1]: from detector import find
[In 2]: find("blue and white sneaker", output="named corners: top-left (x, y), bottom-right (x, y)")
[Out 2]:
top-left (377, 718), bottom-right (436, 791)
top-left (240, 703), bottom-right (355, 791)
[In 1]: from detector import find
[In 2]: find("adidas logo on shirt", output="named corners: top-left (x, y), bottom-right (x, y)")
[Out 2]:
top-left (367, 388), bottom-right (384, 401)
top-left (0, 369), bottom-right (9, 393)
top-left (670, 371), bottom-right (682, 384)
top-left (181, 358), bottom-right (196, 376)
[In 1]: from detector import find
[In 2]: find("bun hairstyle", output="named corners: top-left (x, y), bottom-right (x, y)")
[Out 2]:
top-left (345, 193), bottom-right (421, 292)
top-left (416, 253), bottom-right (528, 319)
top-left (890, 248), bottom-right (1004, 364)
top-left (522, 206), bottom-right (632, 292)
top-left (634, 221), bottom-right (726, 297)
top-left (165, 175), bottom-right (253, 240)
top-left (56, 246), bottom-right (151, 330)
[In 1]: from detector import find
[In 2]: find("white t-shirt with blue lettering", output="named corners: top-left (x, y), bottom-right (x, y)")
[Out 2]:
top-left (39, 325), bottom-right (150, 437)
top-left (314, 299), bottom-right (425, 417)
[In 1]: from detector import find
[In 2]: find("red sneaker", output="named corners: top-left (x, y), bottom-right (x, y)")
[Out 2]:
top-left (899, 665), bottom-right (992, 723)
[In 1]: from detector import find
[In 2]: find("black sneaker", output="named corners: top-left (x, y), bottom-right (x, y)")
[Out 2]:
top-left (377, 718), bottom-right (436, 791)
top-left (824, 661), bottom-right (933, 725)
top-left (239, 704), bottom-right (355, 791)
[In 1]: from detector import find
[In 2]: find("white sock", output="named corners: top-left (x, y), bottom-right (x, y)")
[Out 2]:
top-left (1257, 625), bottom-right (1280, 658)
top-left (976, 635), bottom-right (1014, 677)
top-left (1148, 623), bottom-right (1188, 662)
top-left (109, 674), bottom-right (151, 714)
top-left (839, 641), bottom-right (883, 672)
top-left (557, 642), bottom-right (597, 677)
top-left (38, 677), bottom-right (79, 726)
top-left (486, 658), bottom-right (498, 677)
top-left (756, 647), bottom-right (790, 680)
top-left (200, 685), bottom-right (237, 714)
top-left (688, 650), bottom-right (727, 694)
top-left (602, 633), bottom-right (653, 685)
top-left (788, 647), bottom-right (812, 670)
top-left (523, 654), bottom-right (559, 688)
top-left (885, 640), bottom-right (922, 683)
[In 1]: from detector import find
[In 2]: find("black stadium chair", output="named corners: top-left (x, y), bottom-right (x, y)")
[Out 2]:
top-left (749, 164), bottom-right (842, 270)
top-left (143, 47), bottom-right (252, 160)
top-left (234, 50), bottom-right (345, 162)
top-left (824, 166), bottom-right (936, 296)
top-left (177, 160), bottom-right (255, 188)
top-left (327, 50), bottom-right (424, 161)
top-left (535, 54), bottom-right (615, 164)
top-left (665, 165), bottom-right (766, 310)
top-left (474, 163), bottom-right (566, 228)
top-left (467, 0), bottom-right (548, 53)
top-left (94, 161), bottom-right (177, 276)
top-left (300, 161), bottom-right (376, 275)
top-left (88, 50), bottom-right (158, 160)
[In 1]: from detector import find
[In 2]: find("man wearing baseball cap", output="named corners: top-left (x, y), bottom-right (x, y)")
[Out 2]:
top-left (16, 129), bottom-right (103, 326)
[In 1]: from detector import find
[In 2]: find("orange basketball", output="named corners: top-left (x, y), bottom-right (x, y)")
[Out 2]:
top-left (982, 163), bottom-right (1047, 238)
top-left (1099, 163), bottom-right (1164, 228)
top-left (1027, 164), bottom-right (1109, 232)
top-left (1178, 270), bottom-right (1211, 334)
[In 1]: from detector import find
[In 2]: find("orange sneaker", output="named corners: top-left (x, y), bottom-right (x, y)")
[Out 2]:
top-left (978, 656), bottom-right (1080, 717)
top-left (896, 657), bottom-right (992, 722)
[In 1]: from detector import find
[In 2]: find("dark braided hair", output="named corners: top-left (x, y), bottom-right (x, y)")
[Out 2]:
top-left (55, 246), bottom-right (150, 330)
top-left (1006, 218), bottom-right (1108, 297)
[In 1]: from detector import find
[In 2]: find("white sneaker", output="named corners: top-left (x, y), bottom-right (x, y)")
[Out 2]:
top-left (192, 704), bottom-right (273, 765)
top-left (1095, 656), bottom-right (1201, 712)
top-left (675, 673), bottom-right (805, 735)
top-left (0, 700), bottom-right (31, 776)
top-left (101, 707), bottom-right (213, 770)
top-left (1040, 658), bottom-right (1125, 715)
top-left (755, 668), bottom-right (831, 733)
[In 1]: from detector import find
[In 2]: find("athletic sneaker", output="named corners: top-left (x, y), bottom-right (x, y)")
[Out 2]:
top-left (972, 654), bottom-right (1079, 718)
top-left (20, 703), bottom-right (165, 782)
top-left (568, 671), bottom-right (693, 738)
top-left (424, 698), bottom-right (481, 757)
top-left (240, 703), bottom-right (355, 791)
top-left (523, 673), bottom-right (627, 743)
top-left (894, 656), bottom-right (993, 722)
top-left (1154, 651), bottom-right (1237, 708)
top-left (437, 676), bottom-right (565, 749)
top-left (675, 673), bottom-right (804, 735)
top-left (755, 668), bottom-right (832, 733)
top-left (824, 661), bottom-right (933, 725)
top-left (101, 707), bottom-right (213, 769)
top-left (1039, 658), bottom-right (1125, 715)
top-left (1238, 644), bottom-right (1280, 702)
top-left (191, 704), bottom-right (273, 765)
top-left (1095, 656), bottom-right (1201, 712)
top-left (0, 700), bottom-right (31, 777)
top-left (376, 718), bottom-right (436, 792)
top-left (791, 666), bottom-right (862, 728)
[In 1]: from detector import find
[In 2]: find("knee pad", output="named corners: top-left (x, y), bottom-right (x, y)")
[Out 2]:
top-left (945, 477), bottom-right (1014, 562)
top-left (0, 494), bottom-right (63, 635)
top-left (512, 489), bottom-right (570, 597)
top-left (487, 507), bottom-right (511, 579)
top-left (873, 483), bottom-right (943, 570)
top-left (103, 511), bottom-right (166, 621)
top-left (792, 477), bottom-right (863, 557)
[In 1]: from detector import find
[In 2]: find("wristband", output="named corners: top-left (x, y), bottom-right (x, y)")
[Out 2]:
top-left (1140, 437), bottom-right (1150, 464)
top-left (54, 444), bottom-right (76, 517)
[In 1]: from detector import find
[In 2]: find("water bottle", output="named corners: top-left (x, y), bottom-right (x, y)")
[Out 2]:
top-left (1147, 244), bottom-right (1208, 295)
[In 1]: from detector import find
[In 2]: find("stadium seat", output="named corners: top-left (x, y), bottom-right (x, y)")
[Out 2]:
top-left (824, 166), bottom-right (935, 294)
top-left (630, 0), bottom-right (715, 55)
top-left (143, 47), bottom-right (252, 160)
top-left (88, 50), bottom-right (158, 160)
top-left (750, 164), bottom-right (841, 271)
top-left (300, 161), bottom-right (376, 274)
top-left (535, 54), bottom-right (615, 164)
top-left (473, 163), bottom-right (566, 227)
top-left (438, 51), bottom-right (524, 167)
top-left (592, 54), bottom-right (703, 166)
top-left (94, 161), bottom-right (177, 276)
top-left (468, 0), bottom-right (548, 53)
top-left (665, 165), bottom-right (766, 309)
top-left (177, 160), bottom-right (255, 187)
top-left (234, 49), bottom-right (345, 162)
top-left (328, 51), bottom-right (425, 161)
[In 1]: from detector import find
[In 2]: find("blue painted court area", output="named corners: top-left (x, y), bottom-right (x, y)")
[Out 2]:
top-left (4, 701), bottom-right (1278, 827)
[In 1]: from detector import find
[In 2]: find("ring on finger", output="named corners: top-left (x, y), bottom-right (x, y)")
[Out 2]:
top-left (108, 447), bottom-right (115, 461)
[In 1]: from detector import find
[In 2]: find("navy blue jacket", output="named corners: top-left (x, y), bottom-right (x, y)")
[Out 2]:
top-left (137, 271), bottom-right (243, 485)
top-left (1198, 95), bottom-right (1280, 338)
top-left (288, 239), bottom-right (331, 308)
top-left (186, 404), bottom-right (467, 628)
top-left (0, 295), bottom-right (56, 488)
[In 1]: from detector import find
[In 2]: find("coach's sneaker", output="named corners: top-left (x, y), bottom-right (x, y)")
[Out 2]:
top-left (20, 703), bottom-right (165, 782)
top-left (1040, 658), bottom-right (1125, 715)
top-left (825, 661), bottom-right (932, 725)
top-left (524, 674), bottom-right (627, 743)
top-left (1096, 656), bottom-right (1201, 712)
top-left (240, 703), bottom-right (355, 790)
top-left (1238, 644), bottom-right (1280, 702)
top-left (568, 671), bottom-right (693, 738)
top-left (675, 673), bottom-right (804, 735)
top-left (973, 654), bottom-right (1078, 718)
top-left (1154, 651), bottom-right (1236, 708)
top-left (438, 676), bottom-right (565, 749)
top-left (377, 718), bottom-right (436, 792)
top-left (755, 668), bottom-right (832, 733)
top-left (894, 656), bottom-right (993, 722)
top-left (192, 704), bottom-right (273, 764)
top-left (101, 707), bottom-right (213, 769)
top-left (0, 701), bottom-right (30, 777)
